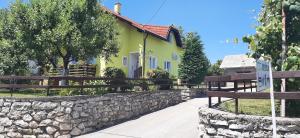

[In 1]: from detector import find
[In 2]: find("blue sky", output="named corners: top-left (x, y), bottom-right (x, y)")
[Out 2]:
top-left (0, 0), bottom-right (262, 63)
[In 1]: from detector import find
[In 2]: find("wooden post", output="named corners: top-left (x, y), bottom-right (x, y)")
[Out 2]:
top-left (208, 97), bottom-right (212, 108)
top-left (208, 82), bottom-right (212, 91)
top-left (243, 81), bottom-right (246, 92)
top-left (234, 81), bottom-right (238, 114)
top-left (10, 76), bottom-right (14, 97)
top-left (235, 98), bottom-right (239, 114)
top-left (80, 80), bottom-right (84, 95)
top-left (250, 81), bottom-right (253, 92)
top-left (218, 82), bottom-right (221, 104)
top-left (234, 81), bottom-right (238, 92)
top-left (46, 77), bottom-right (50, 96)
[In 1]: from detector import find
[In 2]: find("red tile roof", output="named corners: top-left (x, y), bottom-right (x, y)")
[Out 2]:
top-left (143, 25), bottom-right (170, 39)
top-left (102, 7), bottom-right (183, 47)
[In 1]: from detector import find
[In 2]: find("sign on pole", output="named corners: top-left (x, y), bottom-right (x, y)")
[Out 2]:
top-left (256, 60), bottom-right (270, 92)
top-left (256, 59), bottom-right (277, 138)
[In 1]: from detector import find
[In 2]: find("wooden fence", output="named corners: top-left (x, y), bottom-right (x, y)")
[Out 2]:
top-left (204, 71), bottom-right (300, 114)
top-left (49, 64), bottom-right (96, 77)
top-left (0, 76), bottom-right (203, 97)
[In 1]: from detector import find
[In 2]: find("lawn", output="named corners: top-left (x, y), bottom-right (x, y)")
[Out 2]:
top-left (0, 90), bottom-right (47, 98)
top-left (220, 99), bottom-right (280, 116)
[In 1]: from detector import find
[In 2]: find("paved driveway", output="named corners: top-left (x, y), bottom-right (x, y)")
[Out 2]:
top-left (77, 97), bottom-right (221, 138)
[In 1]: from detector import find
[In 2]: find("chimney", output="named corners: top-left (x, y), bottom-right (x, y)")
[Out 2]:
top-left (114, 2), bottom-right (121, 15)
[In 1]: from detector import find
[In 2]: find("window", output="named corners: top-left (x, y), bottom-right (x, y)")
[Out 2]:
top-left (122, 56), bottom-right (128, 66)
top-left (164, 61), bottom-right (171, 72)
top-left (149, 56), bottom-right (157, 69)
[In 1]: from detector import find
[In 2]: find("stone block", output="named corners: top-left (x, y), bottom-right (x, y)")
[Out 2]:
top-left (61, 101), bottom-right (74, 108)
top-left (0, 117), bottom-right (13, 126)
top-left (7, 132), bottom-right (22, 138)
top-left (37, 134), bottom-right (52, 138)
top-left (70, 127), bottom-right (81, 136)
top-left (217, 128), bottom-right (242, 137)
top-left (210, 120), bottom-right (228, 127)
top-left (60, 123), bottom-right (72, 131)
top-left (285, 134), bottom-right (300, 138)
top-left (39, 119), bottom-right (52, 126)
top-left (14, 120), bottom-right (29, 128)
top-left (33, 111), bottom-right (47, 121)
top-left (229, 124), bottom-right (248, 131)
top-left (11, 102), bottom-right (31, 111)
top-left (23, 114), bottom-right (33, 122)
top-left (32, 102), bottom-right (58, 110)
top-left (0, 99), bottom-right (3, 106)
top-left (57, 135), bottom-right (71, 138)
top-left (29, 121), bottom-right (38, 129)
top-left (46, 126), bottom-right (57, 135)
top-left (23, 135), bottom-right (37, 138)
top-left (206, 128), bottom-right (217, 135)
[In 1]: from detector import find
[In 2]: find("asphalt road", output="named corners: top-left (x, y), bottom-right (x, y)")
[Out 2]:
top-left (77, 97), bottom-right (221, 138)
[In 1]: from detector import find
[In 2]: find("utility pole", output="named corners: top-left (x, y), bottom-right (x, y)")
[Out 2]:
top-left (280, 1), bottom-right (287, 117)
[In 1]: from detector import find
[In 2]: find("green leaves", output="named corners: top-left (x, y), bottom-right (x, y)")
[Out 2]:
top-left (178, 32), bottom-right (209, 84)
top-left (0, 0), bottom-right (119, 75)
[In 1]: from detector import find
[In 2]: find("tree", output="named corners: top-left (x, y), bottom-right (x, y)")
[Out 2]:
top-left (243, 0), bottom-right (300, 117)
top-left (178, 32), bottom-right (209, 85)
top-left (207, 60), bottom-right (224, 76)
top-left (0, 7), bottom-right (29, 75)
top-left (0, 0), bottom-right (119, 77)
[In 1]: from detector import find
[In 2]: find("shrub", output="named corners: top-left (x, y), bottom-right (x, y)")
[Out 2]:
top-left (104, 67), bottom-right (132, 92)
top-left (147, 68), bottom-right (173, 90)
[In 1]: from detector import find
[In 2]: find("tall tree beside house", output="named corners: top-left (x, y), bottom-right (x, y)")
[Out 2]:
top-left (178, 32), bottom-right (209, 85)
top-left (0, 0), bottom-right (119, 77)
top-left (207, 60), bottom-right (224, 76)
top-left (243, 0), bottom-right (300, 117)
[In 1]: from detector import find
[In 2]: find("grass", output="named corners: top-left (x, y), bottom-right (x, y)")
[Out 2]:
top-left (0, 90), bottom-right (47, 98)
top-left (220, 99), bottom-right (280, 116)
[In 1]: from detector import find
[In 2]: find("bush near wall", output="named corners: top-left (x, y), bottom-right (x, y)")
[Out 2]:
top-left (147, 68), bottom-right (173, 90)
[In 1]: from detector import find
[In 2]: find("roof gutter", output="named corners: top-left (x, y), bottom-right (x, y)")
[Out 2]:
top-left (142, 31), bottom-right (149, 78)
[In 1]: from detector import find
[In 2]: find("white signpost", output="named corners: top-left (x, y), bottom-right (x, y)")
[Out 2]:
top-left (256, 60), bottom-right (277, 138)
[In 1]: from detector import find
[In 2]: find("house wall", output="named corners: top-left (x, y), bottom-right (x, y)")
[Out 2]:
top-left (98, 20), bottom-right (183, 78)
top-left (144, 32), bottom-right (183, 77)
top-left (223, 67), bottom-right (256, 76)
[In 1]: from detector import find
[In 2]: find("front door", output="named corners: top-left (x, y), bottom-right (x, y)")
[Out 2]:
top-left (129, 53), bottom-right (140, 78)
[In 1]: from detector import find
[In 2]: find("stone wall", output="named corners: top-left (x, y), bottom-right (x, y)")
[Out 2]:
top-left (0, 91), bottom-right (182, 138)
top-left (198, 107), bottom-right (300, 138)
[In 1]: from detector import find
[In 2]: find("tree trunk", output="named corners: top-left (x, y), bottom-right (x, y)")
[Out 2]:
top-left (281, 3), bottom-right (287, 117)
top-left (60, 58), bottom-right (69, 86)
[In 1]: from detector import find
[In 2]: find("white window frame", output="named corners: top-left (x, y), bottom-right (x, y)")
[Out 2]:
top-left (164, 61), bottom-right (171, 72)
top-left (122, 56), bottom-right (128, 66)
top-left (149, 56), bottom-right (158, 69)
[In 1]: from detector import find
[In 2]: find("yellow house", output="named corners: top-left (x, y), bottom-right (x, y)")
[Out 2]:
top-left (98, 3), bottom-right (184, 78)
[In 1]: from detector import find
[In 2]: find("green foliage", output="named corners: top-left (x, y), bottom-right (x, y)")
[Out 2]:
top-left (104, 67), bottom-right (132, 92)
top-left (0, 7), bottom-right (29, 75)
top-left (147, 68), bottom-right (172, 90)
top-left (243, 0), bottom-right (300, 116)
top-left (207, 60), bottom-right (224, 76)
top-left (0, 0), bottom-right (119, 75)
top-left (59, 80), bottom-right (107, 96)
top-left (178, 32), bottom-right (209, 84)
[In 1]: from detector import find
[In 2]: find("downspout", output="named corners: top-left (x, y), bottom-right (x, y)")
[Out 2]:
top-left (142, 31), bottom-right (149, 78)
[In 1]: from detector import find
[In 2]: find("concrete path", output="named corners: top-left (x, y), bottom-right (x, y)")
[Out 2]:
top-left (77, 97), bottom-right (222, 138)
